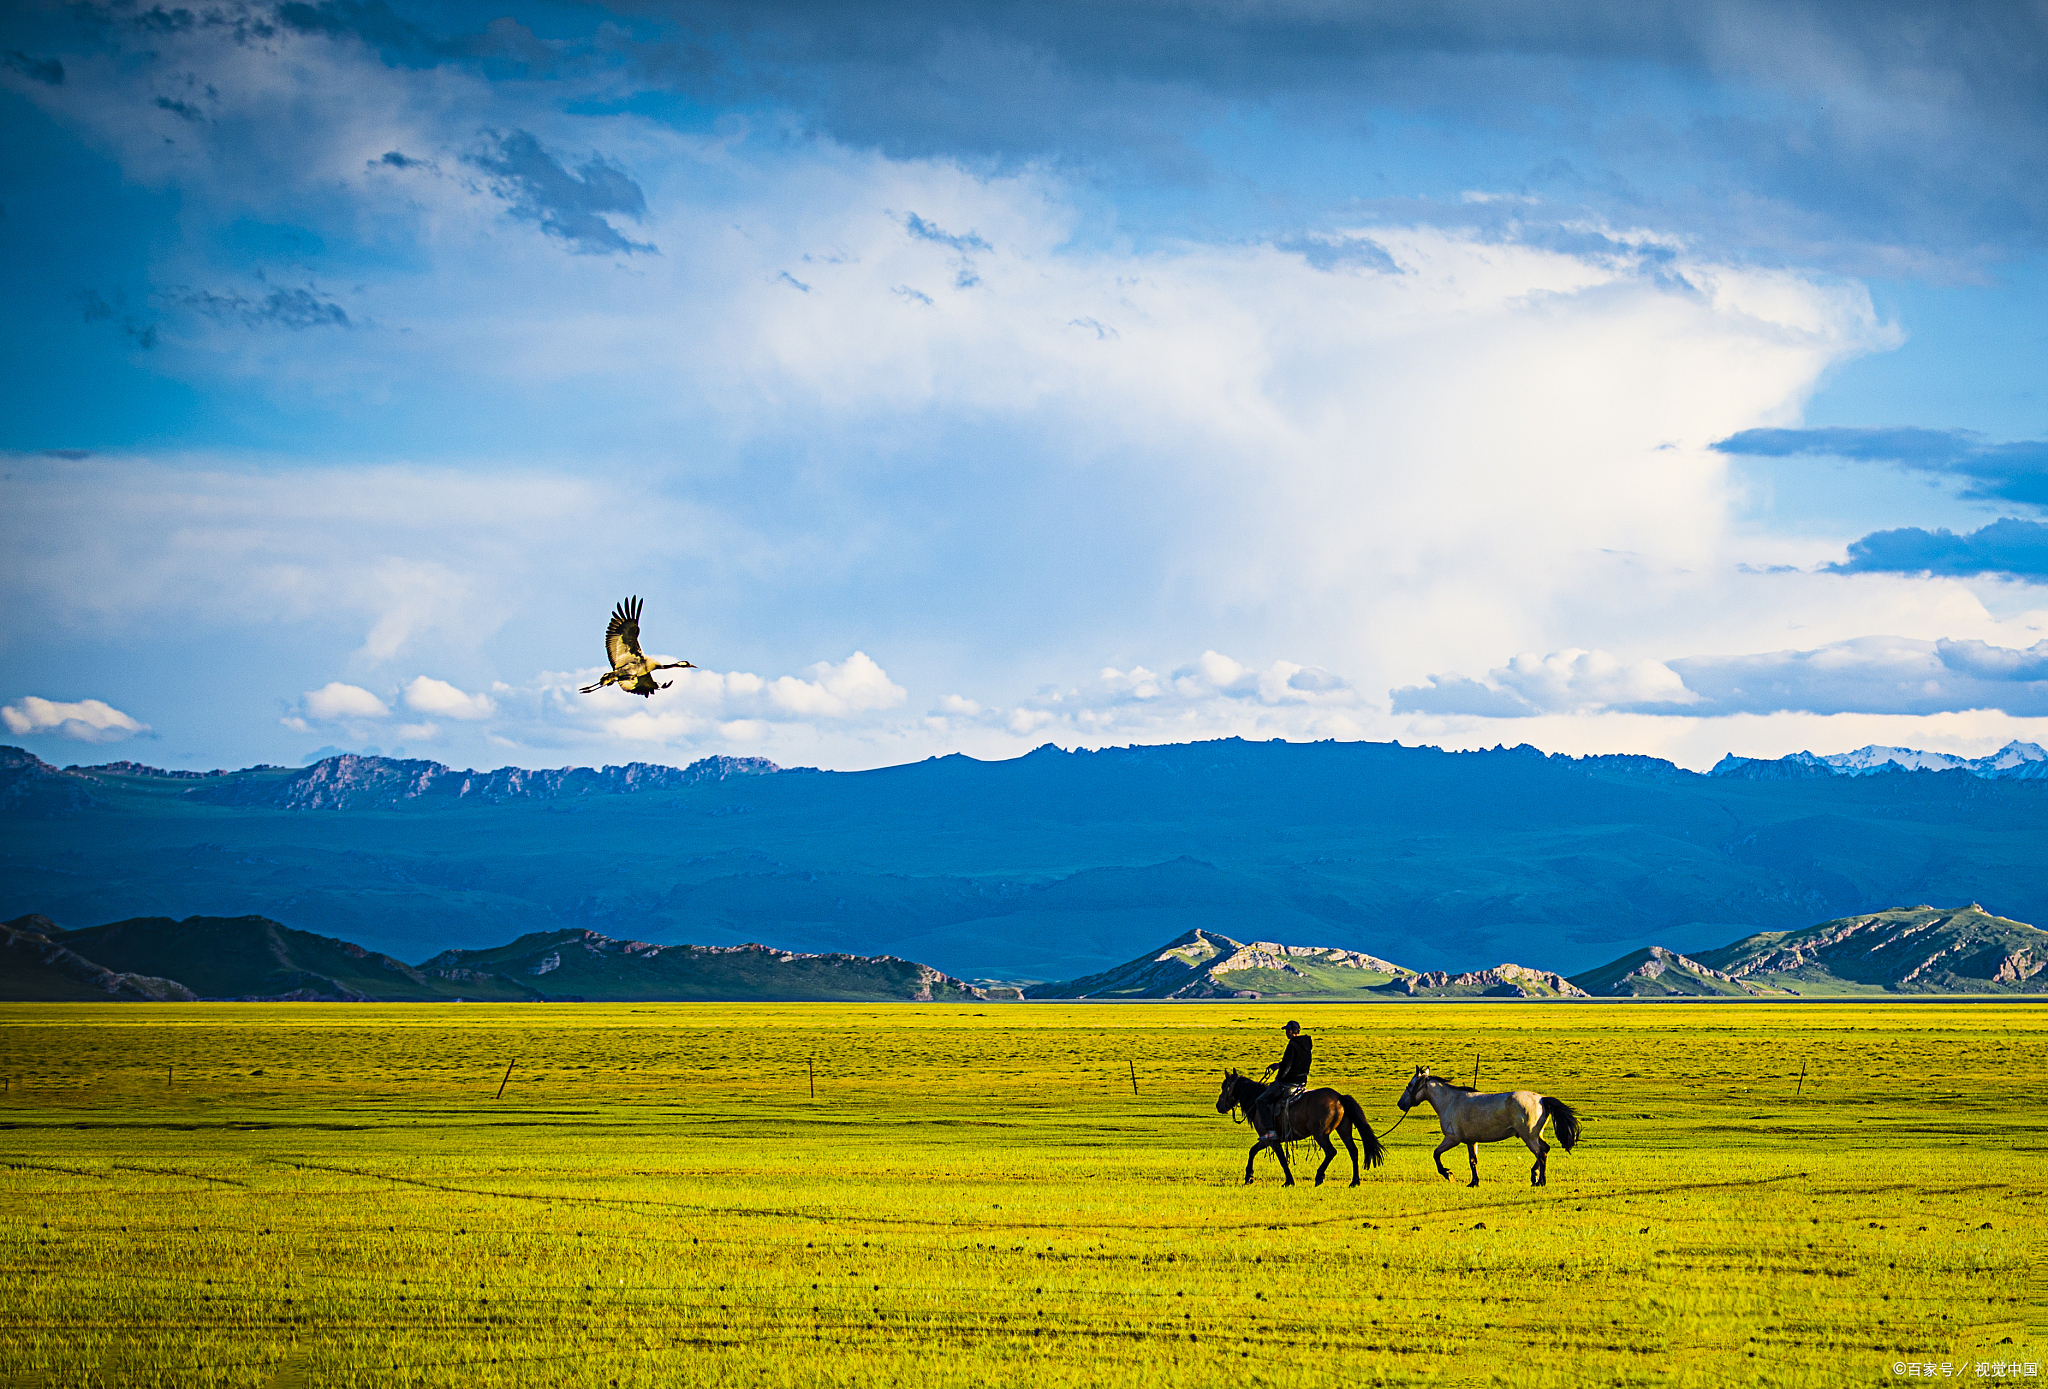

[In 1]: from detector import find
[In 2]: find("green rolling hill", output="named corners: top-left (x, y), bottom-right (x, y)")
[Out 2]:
top-left (1691, 904), bottom-right (2048, 995)
top-left (0, 913), bottom-right (994, 1002)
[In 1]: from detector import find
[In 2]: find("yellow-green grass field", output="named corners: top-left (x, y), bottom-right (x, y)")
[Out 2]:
top-left (1, 1001), bottom-right (2043, 1388)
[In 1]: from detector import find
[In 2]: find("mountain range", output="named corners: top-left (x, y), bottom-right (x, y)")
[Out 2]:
top-left (1027, 904), bottom-right (2045, 1000)
top-left (1712, 740), bottom-right (2048, 780)
top-left (8, 903), bottom-right (2038, 1002)
top-left (4, 736), bottom-right (2046, 982)
top-left (0, 913), bottom-right (996, 1003)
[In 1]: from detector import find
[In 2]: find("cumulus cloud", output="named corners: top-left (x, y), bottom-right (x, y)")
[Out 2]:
top-left (1826, 518), bottom-right (2048, 582)
top-left (403, 676), bottom-right (496, 720)
top-left (0, 696), bottom-right (151, 743)
top-left (1394, 650), bottom-right (1695, 718)
top-left (920, 651), bottom-right (1368, 747)
top-left (1715, 427), bottom-right (2048, 511)
top-left (482, 651), bottom-right (914, 752)
top-left (6, 2), bottom-right (1996, 773)
top-left (1397, 636), bottom-right (2048, 720)
top-left (1494, 650), bottom-right (1694, 713)
top-left (1935, 638), bottom-right (2048, 684)
top-left (302, 682), bottom-right (390, 720)
top-left (766, 653), bottom-right (907, 717)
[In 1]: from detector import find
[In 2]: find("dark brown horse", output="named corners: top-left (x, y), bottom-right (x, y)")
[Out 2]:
top-left (1215, 1069), bottom-right (1386, 1187)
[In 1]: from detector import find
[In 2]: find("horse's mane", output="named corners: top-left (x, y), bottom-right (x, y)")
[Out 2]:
top-left (1439, 1082), bottom-right (1478, 1092)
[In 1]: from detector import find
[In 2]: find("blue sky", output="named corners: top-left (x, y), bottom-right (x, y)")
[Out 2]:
top-left (3, 0), bottom-right (2046, 772)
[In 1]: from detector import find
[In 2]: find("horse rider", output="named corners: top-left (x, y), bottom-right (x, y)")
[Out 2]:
top-left (1256, 1019), bottom-right (1312, 1140)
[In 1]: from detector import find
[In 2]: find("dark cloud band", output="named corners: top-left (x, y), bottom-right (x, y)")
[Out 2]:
top-left (1714, 426), bottom-right (2048, 511)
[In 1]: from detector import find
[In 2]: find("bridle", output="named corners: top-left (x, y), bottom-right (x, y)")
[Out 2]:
top-left (1221, 1073), bottom-right (1250, 1124)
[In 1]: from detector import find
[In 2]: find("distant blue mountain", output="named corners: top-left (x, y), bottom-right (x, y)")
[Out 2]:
top-left (3, 737), bottom-right (2044, 982)
top-left (1711, 740), bottom-right (2048, 781)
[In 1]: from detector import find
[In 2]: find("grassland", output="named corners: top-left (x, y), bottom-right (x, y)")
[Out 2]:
top-left (1, 1001), bottom-right (2043, 1387)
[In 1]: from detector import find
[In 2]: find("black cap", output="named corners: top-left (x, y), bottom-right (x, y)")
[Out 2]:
top-left (1283, 1019), bottom-right (1300, 1031)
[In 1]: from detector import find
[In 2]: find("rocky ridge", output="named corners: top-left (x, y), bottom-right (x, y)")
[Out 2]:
top-left (1712, 740), bottom-right (2048, 782)
top-left (1695, 904), bottom-right (2048, 992)
top-left (182, 752), bottom-right (793, 811)
top-left (1024, 928), bottom-right (1415, 999)
top-left (1399, 962), bottom-right (1590, 998)
top-left (1565, 944), bottom-right (1786, 997)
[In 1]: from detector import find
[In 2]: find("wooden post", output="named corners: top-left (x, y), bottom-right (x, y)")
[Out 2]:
top-left (167, 1065), bottom-right (172, 1090)
top-left (1128, 1060), bottom-right (1138, 1096)
top-left (1472, 1055), bottom-right (1480, 1089)
top-left (1795, 1058), bottom-right (1807, 1098)
top-left (809, 1058), bottom-right (815, 1099)
top-left (495, 1060), bottom-right (515, 1100)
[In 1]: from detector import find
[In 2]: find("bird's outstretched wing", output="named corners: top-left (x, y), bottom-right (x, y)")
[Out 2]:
top-left (605, 596), bottom-right (646, 668)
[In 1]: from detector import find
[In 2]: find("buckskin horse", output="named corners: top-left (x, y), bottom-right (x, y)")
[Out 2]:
top-left (1215, 1069), bottom-right (1385, 1186)
top-left (1396, 1065), bottom-right (1581, 1187)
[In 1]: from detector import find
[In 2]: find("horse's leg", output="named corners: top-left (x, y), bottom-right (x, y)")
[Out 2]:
top-left (1337, 1124), bottom-right (1361, 1187)
top-left (1244, 1139), bottom-right (1267, 1186)
top-left (1522, 1128), bottom-right (1550, 1187)
top-left (1274, 1130), bottom-right (1296, 1186)
top-left (1312, 1131), bottom-right (1337, 1186)
top-left (1433, 1135), bottom-right (1458, 1181)
top-left (1465, 1142), bottom-right (1480, 1187)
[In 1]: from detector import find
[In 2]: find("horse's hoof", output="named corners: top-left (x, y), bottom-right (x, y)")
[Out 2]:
top-left (1349, 1179), bottom-right (1360, 1188)
top-left (1468, 1178), bottom-right (1480, 1188)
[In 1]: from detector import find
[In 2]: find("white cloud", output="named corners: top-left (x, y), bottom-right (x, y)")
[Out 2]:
top-left (766, 653), bottom-right (907, 717)
top-left (0, 696), bottom-right (152, 743)
top-left (403, 676), bottom-right (496, 720)
top-left (18, 24), bottom-right (2021, 776)
top-left (395, 722), bottom-right (440, 740)
top-left (303, 682), bottom-right (390, 720)
top-left (1395, 635), bottom-right (2048, 719)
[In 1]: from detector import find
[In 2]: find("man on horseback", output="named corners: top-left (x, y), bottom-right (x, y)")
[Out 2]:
top-left (1255, 1020), bottom-right (1312, 1141)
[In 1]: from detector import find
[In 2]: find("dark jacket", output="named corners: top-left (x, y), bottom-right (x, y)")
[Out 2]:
top-left (1273, 1033), bottom-right (1312, 1086)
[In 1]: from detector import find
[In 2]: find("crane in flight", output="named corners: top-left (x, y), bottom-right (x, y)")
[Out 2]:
top-left (578, 596), bottom-right (695, 697)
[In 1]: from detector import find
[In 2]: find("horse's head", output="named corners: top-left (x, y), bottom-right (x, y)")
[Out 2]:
top-left (1397, 1065), bottom-right (1432, 1112)
top-left (1215, 1068), bottom-right (1243, 1115)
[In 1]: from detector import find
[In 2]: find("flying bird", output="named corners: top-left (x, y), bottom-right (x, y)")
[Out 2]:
top-left (578, 596), bottom-right (695, 697)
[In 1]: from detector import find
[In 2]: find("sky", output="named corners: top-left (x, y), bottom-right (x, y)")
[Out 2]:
top-left (2, 0), bottom-right (2047, 774)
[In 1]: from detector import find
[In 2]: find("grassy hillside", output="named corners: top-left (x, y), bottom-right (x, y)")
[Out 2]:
top-left (0, 916), bottom-right (195, 1002)
top-left (1025, 929), bottom-right (1413, 999)
top-left (5, 738), bottom-right (2047, 981)
top-left (56, 915), bottom-right (451, 1001)
top-left (0, 915), bottom-right (993, 1003)
top-left (1567, 945), bottom-right (1787, 997)
top-left (418, 928), bottom-right (987, 1002)
top-left (1695, 904), bottom-right (2048, 994)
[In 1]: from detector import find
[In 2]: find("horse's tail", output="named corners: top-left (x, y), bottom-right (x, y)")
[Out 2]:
top-left (1541, 1096), bottom-right (1581, 1151)
top-left (1339, 1093), bottom-right (1385, 1169)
